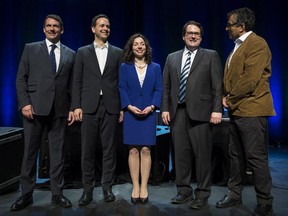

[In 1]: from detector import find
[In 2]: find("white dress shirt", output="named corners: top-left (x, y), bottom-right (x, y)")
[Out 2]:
top-left (94, 41), bottom-right (108, 95)
top-left (94, 41), bottom-right (108, 75)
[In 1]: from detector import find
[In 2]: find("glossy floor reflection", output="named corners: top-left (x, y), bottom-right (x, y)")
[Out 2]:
top-left (0, 145), bottom-right (287, 216)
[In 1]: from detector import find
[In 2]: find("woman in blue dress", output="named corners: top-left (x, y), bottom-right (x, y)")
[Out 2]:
top-left (119, 33), bottom-right (163, 204)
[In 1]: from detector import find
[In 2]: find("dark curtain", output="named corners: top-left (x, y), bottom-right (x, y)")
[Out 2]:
top-left (0, 0), bottom-right (287, 143)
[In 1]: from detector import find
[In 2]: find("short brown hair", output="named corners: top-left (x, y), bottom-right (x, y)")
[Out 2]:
top-left (43, 14), bottom-right (63, 30)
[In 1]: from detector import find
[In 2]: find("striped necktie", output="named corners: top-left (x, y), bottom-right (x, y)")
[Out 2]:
top-left (179, 51), bottom-right (191, 103)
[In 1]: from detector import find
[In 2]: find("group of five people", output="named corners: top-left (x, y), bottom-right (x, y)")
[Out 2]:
top-left (12, 7), bottom-right (275, 216)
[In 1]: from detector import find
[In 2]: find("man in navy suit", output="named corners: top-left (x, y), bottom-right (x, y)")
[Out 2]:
top-left (161, 20), bottom-right (223, 210)
top-left (72, 14), bottom-right (123, 206)
top-left (12, 14), bottom-right (75, 211)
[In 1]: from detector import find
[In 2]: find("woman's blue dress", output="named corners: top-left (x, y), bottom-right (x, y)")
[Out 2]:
top-left (119, 62), bottom-right (163, 145)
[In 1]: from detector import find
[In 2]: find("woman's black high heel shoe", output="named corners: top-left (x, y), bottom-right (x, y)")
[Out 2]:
top-left (139, 196), bottom-right (149, 204)
top-left (131, 197), bottom-right (140, 204)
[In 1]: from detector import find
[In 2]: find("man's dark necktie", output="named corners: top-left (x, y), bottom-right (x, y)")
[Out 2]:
top-left (49, 44), bottom-right (57, 73)
top-left (179, 51), bottom-right (191, 103)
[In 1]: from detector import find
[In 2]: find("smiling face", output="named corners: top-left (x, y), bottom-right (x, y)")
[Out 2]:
top-left (132, 37), bottom-right (146, 59)
top-left (182, 24), bottom-right (202, 50)
top-left (91, 17), bottom-right (110, 43)
top-left (43, 18), bottom-right (63, 44)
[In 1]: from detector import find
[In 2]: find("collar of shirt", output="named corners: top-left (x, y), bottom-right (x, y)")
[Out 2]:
top-left (235, 31), bottom-right (253, 44)
top-left (46, 39), bottom-right (61, 50)
top-left (94, 41), bottom-right (109, 49)
top-left (183, 46), bottom-right (198, 56)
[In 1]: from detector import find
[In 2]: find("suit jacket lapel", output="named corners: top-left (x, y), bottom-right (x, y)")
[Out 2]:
top-left (57, 44), bottom-right (65, 76)
top-left (40, 40), bottom-right (55, 75)
top-left (131, 64), bottom-right (142, 90)
top-left (224, 52), bottom-right (232, 82)
top-left (176, 51), bottom-right (184, 81)
top-left (189, 48), bottom-right (203, 75)
top-left (103, 45), bottom-right (114, 75)
top-left (88, 44), bottom-right (102, 76)
top-left (141, 64), bottom-right (151, 90)
top-left (40, 41), bottom-right (50, 62)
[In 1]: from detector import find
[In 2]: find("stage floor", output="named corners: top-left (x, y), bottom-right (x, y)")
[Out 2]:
top-left (0, 145), bottom-right (287, 216)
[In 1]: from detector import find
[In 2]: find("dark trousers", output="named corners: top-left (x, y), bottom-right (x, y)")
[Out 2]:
top-left (81, 98), bottom-right (119, 192)
top-left (21, 113), bottom-right (66, 196)
top-left (170, 106), bottom-right (212, 199)
top-left (228, 116), bottom-right (273, 205)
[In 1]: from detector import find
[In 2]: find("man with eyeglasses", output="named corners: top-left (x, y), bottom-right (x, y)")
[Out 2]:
top-left (161, 20), bottom-right (223, 210)
top-left (216, 7), bottom-right (276, 216)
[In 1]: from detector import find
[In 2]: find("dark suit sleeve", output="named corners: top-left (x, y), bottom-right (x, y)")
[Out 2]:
top-left (71, 48), bottom-right (84, 110)
top-left (119, 63), bottom-right (131, 109)
top-left (68, 51), bottom-right (76, 111)
top-left (161, 55), bottom-right (172, 112)
top-left (151, 64), bottom-right (163, 109)
top-left (16, 44), bottom-right (30, 110)
top-left (210, 51), bottom-right (224, 112)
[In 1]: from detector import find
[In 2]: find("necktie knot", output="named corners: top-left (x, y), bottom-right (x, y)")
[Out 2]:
top-left (51, 44), bottom-right (57, 51)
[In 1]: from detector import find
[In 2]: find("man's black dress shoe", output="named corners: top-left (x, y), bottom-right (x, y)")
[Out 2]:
top-left (189, 198), bottom-right (208, 209)
top-left (51, 195), bottom-right (72, 208)
top-left (253, 204), bottom-right (273, 216)
top-left (103, 190), bottom-right (116, 202)
top-left (215, 195), bottom-right (242, 208)
top-left (78, 192), bottom-right (93, 206)
top-left (131, 197), bottom-right (140, 204)
top-left (11, 195), bottom-right (33, 211)
top-left (139, 197), bottom-right (149, 204)
top-left (171, 193), bottom-right (192, 204)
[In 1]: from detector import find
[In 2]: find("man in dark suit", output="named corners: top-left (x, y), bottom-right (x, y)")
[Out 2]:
top-left (215, 8), bottom-right (276, 216)
top-left (161, 20), bottom-right (223, 210)
top-left (72, 14), bottom-right (123, 206)
top-left (12, 14), bottom-right (75, 211)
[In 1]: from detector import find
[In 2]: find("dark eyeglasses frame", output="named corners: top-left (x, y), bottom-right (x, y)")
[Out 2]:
top-left (185, 31), bottom-right (201, 37)
top-left (226, 22), bottom-right (238, 28)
